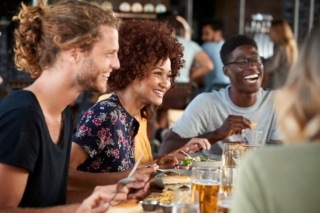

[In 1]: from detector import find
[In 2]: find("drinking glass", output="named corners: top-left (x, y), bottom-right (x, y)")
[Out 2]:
top-left (216, 192), bottom-right (232, 213)
top-left (191, 167), bottom-right (221, 213)
top-left (241, 129), bottom-right (263, 157)
top-left (221, 142), bottom-right (241, 167)
top-left (172, 189), bottom-right (200, 213)
top-left (216, 167), bottom-right (237, 213)
top-left (220, 167), bottom-right (238, 196)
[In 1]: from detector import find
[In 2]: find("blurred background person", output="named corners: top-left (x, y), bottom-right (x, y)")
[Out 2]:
top-left (232, 25), bottom-right (320, 213)
top-left (201, 20), bottom-right (230, 92)
top-left (158, 12), bottom-right (213, 84)
top-left (263, 19), bottom-right (298, 89)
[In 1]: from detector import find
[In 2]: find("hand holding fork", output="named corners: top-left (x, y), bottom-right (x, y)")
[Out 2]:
top-left (107, 149), bottom-right (146, 204)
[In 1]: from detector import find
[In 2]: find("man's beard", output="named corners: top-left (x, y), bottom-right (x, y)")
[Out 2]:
top-left (76, 57), bottom-right (107, 93)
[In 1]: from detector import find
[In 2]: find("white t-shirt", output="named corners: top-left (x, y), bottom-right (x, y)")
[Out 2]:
top-left (175, 36), bottom-right (202, 83)
top-left (172, 86), bottom-right (282, 143)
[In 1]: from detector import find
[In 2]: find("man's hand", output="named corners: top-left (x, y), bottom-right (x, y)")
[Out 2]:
top-left (216, 115), bottom-right (252, 140)
top-left (76, 185), bottom-right (128, 213)
top-left (126, 172), bottom-right (150, 199)
top-left (156, 154), bottom-right (179, 169)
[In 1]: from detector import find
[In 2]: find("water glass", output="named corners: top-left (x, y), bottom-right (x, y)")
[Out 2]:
top-left (241, 129), bottom-right (263, 157)
top-left (172, 189), bottom-right (200, 213)
top-left (216, 192), bottom-right (232, 213)
top-left (221, 142), bottom-right (241, 167)
top-left (220, 167), bottom-right (238, 196)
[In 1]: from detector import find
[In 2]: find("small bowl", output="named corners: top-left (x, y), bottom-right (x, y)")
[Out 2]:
top-left (160, 202), bottom-right (173, 213)
top-left (140, 200), bottom-right (159, 211)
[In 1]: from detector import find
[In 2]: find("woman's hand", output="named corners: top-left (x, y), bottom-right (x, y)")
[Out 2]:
top-left (156, 154), bottom-right (179, 169)
top-left (180, 138), bottom-right (211, 153)
top-left (170, 138), bottom-right (211, 161)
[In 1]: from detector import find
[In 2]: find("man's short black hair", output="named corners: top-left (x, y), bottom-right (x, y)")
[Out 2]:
top-left (203, 19), bottom-right (224, 32)
top-left (220, 34), bottom-right (258, 65)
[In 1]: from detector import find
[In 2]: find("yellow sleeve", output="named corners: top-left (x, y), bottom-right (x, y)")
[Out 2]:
top-left (97, 94), bottom-right (153, 163)
top-left (134, 117), bottom-right (153, 163)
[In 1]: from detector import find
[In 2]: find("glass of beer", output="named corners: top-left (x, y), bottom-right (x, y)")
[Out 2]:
top-left (241, 129), bottom-right (263, 157)
top-left (191, 167), bottom-right (221, 213)
top-left (221, 142), bottom-right (241, 167)
top-left (172, 189), bottom-right (200, 213)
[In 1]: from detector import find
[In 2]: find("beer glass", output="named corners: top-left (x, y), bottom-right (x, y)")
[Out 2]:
top-left (241, 129), bottom-right (263, 157)
top-left (191, 167), bottom-right (221, 213)
top-left (172, 189), bottom-right (200, 213)
top-left (221, 142), bottom-right (241, 167)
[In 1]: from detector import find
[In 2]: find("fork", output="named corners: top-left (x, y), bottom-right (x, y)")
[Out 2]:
top-left (107, 149), bottom-right (145, 204)
top-left (107, 177), bottom-right (136, 204)
top-left (178, 150), bottom-right (199, 162)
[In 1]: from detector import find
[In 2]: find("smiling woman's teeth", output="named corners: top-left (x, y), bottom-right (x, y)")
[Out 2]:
top-left (153, 90), bottom-right (164, 96)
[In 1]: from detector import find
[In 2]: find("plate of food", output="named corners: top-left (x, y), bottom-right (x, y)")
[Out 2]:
top-left (181, 154), bottom-right (222, 168)
top-left (153, 169), bottom-right (191, 190)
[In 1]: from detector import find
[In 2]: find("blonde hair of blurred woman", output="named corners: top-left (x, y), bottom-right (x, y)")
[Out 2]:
top-left (275, 25), bottom-right (320, 143)
top-left (269, 19), bottom-right (298, 65)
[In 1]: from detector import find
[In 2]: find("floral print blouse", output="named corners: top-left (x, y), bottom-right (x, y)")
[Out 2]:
top-left (72, 94), bottom-right (139, 173)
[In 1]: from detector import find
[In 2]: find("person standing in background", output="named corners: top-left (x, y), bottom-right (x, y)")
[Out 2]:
top-left (263, 19), bottom-right (298, 89)
top-left (158, 12), bottom-right (213, 84)
top-left (201, 20), bottom-right (230, 92)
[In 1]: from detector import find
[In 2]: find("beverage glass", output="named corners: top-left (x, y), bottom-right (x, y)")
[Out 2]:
top-left (221, 142), bottom-right (241, 167)
top-left (220, 167), bottom-right (238, 196)
top-left (172, 189), bottom-right (200, 213)
top-left (241, 129), bottom-right (263, 157)
top-left (191, 167), bottom-right (221, 213)
top-left (217, 167), bottom-right (237, 213)
top-left (216, 192), bottom-right (232, 213)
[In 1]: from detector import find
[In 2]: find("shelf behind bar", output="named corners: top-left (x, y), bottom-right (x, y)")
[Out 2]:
top-left (114, 12), bottom-right (157, 19)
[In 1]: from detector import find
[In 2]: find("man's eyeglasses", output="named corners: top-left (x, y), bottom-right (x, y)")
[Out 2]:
top-left (225, 56), bottom-right (262, 68)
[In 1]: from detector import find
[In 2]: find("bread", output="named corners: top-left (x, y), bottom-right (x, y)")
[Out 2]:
top-left (106, 199), bottom-right (143, 213)
top-left (162, 175), bottom-right (191, 191)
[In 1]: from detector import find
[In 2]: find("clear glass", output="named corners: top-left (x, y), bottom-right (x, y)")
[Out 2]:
top-left (191, 167), bottom-right (221, 213)
top-left (221, 142), bottom-right (241, 167)
top-left (216, 192), bottom-right (232, 213)
top-left (220, 167), bottom-right (238, 196)
top-left (172, 189), bottom-right (200, 213)
top-left (241, 129), bottom-right (264, 157)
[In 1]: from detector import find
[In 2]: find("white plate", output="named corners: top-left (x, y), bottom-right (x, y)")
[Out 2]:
top-left (153, 169), bottom-right (191, 188)
top-left (190, 160), bottom-right (221, 168)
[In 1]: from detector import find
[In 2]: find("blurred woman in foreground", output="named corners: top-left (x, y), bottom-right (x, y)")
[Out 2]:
top-left (232, 25), bottom-right (320, 213)
top-left (263, 19), bottom-right (298, 89)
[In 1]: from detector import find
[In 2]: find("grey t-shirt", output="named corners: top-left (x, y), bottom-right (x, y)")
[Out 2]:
top-left (172, 86), bottom-right (282, 144)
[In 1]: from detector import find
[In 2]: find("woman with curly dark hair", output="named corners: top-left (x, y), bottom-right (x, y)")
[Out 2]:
top-left (69, 20), bottom-right (211, 190)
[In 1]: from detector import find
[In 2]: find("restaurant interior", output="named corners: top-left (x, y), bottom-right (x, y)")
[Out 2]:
top-left (0, 0), bottom-right (320, 212)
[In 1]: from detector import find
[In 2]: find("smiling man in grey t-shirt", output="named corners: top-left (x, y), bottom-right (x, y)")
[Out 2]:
top-left (159, 35), bottom-right (282, 155)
